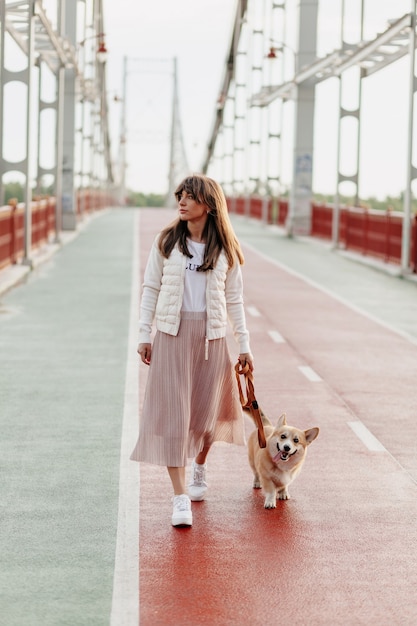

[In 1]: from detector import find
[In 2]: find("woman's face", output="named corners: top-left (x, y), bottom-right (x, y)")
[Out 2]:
top-left (177, 190), bottom-right (208, 225)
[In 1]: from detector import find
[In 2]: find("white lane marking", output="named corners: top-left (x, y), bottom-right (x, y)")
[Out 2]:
top-left (347, 421), bottom-right (386, 452)
top-left (268, 330), bottom-right (286, 344)
top-left (241, 239), bottom-right (417, 347)
top-left (247, 305), bottom-right (261, 317)
top-left (298, 365), bottom-right (322, 382)
top-left (111, 210), bottom-right (140, 626)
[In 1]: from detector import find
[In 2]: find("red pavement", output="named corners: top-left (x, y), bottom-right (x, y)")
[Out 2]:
top-left (137, 209), bottom-right (417, 626)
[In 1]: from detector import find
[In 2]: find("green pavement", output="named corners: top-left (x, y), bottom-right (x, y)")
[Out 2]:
top-left (0, 209), bottom-right (136, 626)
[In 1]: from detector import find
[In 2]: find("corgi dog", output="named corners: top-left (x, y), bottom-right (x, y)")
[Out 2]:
top-left (247, 411), bottom-right (319, 509)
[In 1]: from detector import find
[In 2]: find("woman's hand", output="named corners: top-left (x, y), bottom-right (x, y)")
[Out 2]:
top-left (138, 343), bottom-right (152, 365)
top-left (239, 352), bottom-right (254, 372)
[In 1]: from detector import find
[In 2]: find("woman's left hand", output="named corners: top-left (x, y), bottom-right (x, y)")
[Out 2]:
top-left (239, 352), bottom-right (254, 371)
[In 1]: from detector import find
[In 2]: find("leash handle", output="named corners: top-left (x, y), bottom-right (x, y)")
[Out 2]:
top-left (235, 361), bottom-right (267, 448)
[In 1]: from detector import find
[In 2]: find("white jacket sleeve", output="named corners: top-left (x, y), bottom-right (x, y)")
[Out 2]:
top-left (225, 261), bottom-right (251, 355)
top-left (138, 237), bottom-right (164, 344)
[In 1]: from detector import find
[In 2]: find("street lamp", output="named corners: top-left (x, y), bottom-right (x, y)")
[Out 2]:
top-left (96, 39), bottom-right (108, 64)
top-left (266, 46), bottom-right (279, 59)
top-left (79, 33), bottom-right (108, 64)
top-left (266, 41), bottom-right (296, 75)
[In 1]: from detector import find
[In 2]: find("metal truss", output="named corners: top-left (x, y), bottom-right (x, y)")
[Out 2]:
top-left (202, 0), bottom-right (248, 174)
top-left (6, 1), bottom-right (71, 71)
top-left (2, 0), bottom-right (113, 174)
top-left (204, 1), bottom-right (417, 272)
top-left (5, 1), bottom-right (100, 105)
top-left (251, 13), bottom-right (413, 106)
top-left (166, 58), bottom-right (190, 207)
top-left (1, 0), bottom-right (113, 263)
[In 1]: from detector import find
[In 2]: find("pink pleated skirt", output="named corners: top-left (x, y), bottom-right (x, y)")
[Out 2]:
top-left (130, 312), bottom-right (245, 466)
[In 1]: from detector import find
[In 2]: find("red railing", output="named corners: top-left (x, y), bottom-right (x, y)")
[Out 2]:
top-left (227, 196), bottom-right (417, 272)
top-left (0, 200), bottom-right (19, 269)
top-left (77, 188), bottom-right (115, 214)
top-left (0, 198), bottom-right (56, 269)
top-left (228, 195), bottom-right (289, 225)
top-left (311, 202), bottom-right (406, 265)
top-left (32, 197), bottom-right (56, 249)
top-left (276, 199), bottom-right (289, 225)
top-left (232, 196), bottom-right (246, 216)
top-left (413, 216), bottom-right (417, 270)
top-left (311, 201), bottom-right (333, 238)
top-left (0, 189), bottom-right (115, 271)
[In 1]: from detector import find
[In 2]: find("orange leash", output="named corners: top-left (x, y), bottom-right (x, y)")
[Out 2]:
top-left (235, 361), bottom-right (267, 448)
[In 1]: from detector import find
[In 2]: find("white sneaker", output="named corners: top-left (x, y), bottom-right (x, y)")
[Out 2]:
top-left (188, 461), bottom-right (208, 501)
top-left (172, 494), bottom-right (192, 527)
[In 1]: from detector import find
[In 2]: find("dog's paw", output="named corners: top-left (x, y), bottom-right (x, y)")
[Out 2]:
top-left (264, 494), bottom-right (276, 509)
top-left (278, 490), bottom-right (290, 500)
top-left (253, 479), bottom-right (261, 489)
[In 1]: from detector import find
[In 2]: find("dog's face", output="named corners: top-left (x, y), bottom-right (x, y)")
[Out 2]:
top-left (267, 414), bottom-right (319, 468)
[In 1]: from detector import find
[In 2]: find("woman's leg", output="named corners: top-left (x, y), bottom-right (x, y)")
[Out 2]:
top-left (195, 443), bottom-right (211, 465)
top-left (168, 467), bottom-right (192, 527)
top-left (189, 439), bottom-right (211, 501)
top-left (167, 466), bottom-right (186, 494)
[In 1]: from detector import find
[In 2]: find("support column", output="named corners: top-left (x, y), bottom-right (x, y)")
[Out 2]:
top-left (0, 0), bottom-right (6, 205)
top-left (402, 0), bottom-right (417, 272)
top-left (55, 64), bottom-right (65, 241)
top-left (22, 0), bottom-right (36, 265)
top-left (286, 0), bottom-right (318, 235)
top-left (118, 56), bottom-right (127, 206)
top-left (62, 0), bottom-right (78, 230)
top-left (166, 57), bottom-right (178, 207)
top-left (332, 0), bottom-right (363, 248)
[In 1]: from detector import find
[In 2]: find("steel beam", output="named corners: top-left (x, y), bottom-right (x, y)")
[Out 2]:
top-left (249, 14), bottom-right (413, 108)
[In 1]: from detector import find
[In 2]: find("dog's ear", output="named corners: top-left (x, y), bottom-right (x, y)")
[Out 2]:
top-left (304, 427), bottom-right (319, 444)
top-left (277, 413), bottom-right (287, 427)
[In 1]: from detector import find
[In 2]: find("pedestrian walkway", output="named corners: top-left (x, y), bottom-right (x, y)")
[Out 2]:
top-left (1, 207), bottom-right (417, 625)
top-left (0, 208), bottom-right (138, 626)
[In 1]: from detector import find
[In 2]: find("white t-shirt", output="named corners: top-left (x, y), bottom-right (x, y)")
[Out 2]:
top-left (181, 240), bottom-right (207, 312)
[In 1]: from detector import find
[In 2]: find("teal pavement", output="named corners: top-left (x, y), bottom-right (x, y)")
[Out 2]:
top-left (0, 209), bottom-right (136, 626)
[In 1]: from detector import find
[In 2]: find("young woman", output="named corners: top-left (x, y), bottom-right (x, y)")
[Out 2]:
top-left (130, 174), bottom-right (253, 527)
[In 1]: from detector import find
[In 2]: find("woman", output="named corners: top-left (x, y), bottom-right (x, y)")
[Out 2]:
top-left (130, 174), bottom-right (253, 527)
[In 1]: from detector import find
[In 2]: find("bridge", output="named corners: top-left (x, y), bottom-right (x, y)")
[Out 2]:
top-left (1, 1), bottom-right (417, 625)
top-left (1, 0), bottom-right (417, 275)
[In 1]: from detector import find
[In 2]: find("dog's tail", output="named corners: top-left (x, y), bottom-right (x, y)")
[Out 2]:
top-left (243, 405), bottom-right (272, 427)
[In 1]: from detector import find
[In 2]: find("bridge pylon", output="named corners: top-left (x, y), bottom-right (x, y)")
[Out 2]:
top-left (166, 58), bottom-right (190, 208)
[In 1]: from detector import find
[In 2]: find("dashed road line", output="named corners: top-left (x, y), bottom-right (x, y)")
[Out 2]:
top-left (298, 365), bottom-right (322, 382)
top-left (268, 330), bottom-right (286, 344)
top-left (347, 421), bottom-right (386, 452)
top-left (247, 305), bottom-right (261, 317)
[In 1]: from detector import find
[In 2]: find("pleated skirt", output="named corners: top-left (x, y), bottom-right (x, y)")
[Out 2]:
top-left (130, 312), bottom-right (245, 466)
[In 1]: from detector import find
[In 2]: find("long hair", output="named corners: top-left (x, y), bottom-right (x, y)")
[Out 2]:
top-left (158, 174), bottom-right (244, 271)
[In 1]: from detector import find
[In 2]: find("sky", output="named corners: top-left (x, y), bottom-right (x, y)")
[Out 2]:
top-left (102, 0), bottom-right (416, 201)
top-left (103, 0), bottom-right (238, 195)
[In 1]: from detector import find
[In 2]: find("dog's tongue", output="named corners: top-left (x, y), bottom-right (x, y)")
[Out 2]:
top-left (273, 450), bottom-right (289, 462)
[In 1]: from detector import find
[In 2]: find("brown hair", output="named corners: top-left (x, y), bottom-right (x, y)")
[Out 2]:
top-left (158, 174), bottom-right (244, 271)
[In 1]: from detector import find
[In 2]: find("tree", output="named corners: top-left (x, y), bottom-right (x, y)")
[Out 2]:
top-left (4, 181), bottom-right (24, 204)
